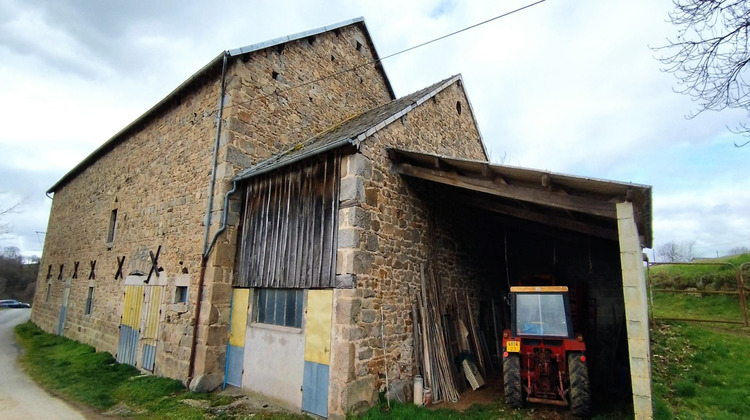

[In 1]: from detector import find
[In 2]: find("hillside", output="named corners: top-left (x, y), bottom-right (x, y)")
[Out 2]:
top-left (648, 255), bottom-right (750, 419)
top-left (0, 250), bottom-right (38, 303)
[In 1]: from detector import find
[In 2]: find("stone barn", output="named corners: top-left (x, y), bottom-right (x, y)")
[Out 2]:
top-left (32, 18), bottom-right (653, 419)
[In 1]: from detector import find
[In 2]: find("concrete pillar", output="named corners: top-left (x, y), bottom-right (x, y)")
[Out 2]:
top-left (616, 202), bottom-right (653, 419)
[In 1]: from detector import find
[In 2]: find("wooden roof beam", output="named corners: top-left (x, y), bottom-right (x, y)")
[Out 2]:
top-left (458, 195), bottom-right (618, 242)
top-left (394, 163), bottom-right (617, 219)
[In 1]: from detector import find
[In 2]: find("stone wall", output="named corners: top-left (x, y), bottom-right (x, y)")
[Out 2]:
top-left (32, 21), bottom-right (393, 387)
top-left (32, 72), bottom-right (222, 380)
top-left (196, 22), bottom-right (393, 387)
top-left (329, 79), bottom-right (488, 417)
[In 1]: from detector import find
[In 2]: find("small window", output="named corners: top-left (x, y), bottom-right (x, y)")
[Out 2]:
top-left (107, 209), bottom-right (118, 244)
top-left (45, 284), bottom-right (51, 303)
top-left (85, 287), bottom-right (94, 315)
top-left (175, 286), bottom-right (188, 304)
top-left (253, 289), bottom-right (303, 328)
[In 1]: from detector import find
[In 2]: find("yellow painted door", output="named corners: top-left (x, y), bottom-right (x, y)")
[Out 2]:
top-left (302, 289), bottom-right (333, 417)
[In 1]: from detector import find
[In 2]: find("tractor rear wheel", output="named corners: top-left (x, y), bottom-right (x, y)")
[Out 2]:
top-left (503, 353), bottom-right (522, 409)
top-left (567, 352), bottom-right (591, 417)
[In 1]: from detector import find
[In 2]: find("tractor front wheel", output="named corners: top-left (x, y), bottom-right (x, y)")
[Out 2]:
top-left (567, 352), bottom-right (591, 417)
top-left (503, 353), bottom-right (523, 409)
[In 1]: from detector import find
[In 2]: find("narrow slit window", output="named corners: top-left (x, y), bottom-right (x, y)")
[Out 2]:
top-left (45, 283), bottom-right (51, 303)
top-left (85, 287), bottom-right (94, 315)
top-left (107, 209), bottom-right (118, 243)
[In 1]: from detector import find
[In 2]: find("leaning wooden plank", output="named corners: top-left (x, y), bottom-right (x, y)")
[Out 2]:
top-left (412, 301), bottom-right (423, 377)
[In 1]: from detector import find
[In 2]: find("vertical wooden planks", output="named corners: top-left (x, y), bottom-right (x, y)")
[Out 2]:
top-left (234, 152), bottom-right (341, 289)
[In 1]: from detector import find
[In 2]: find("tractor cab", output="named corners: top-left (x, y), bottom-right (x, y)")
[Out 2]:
top-left (502, 286), bottom-right (591, 416)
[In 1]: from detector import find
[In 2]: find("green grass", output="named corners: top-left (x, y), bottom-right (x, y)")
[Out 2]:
top-left (650, 292), bottom-right (747, 323)
top-left (648, 253), bottom-right (750, 291)
top-left (649, 255), bottom-right (750, 418)
top-left (356, 393), bottom-right (631, 419)
top-left (650, 321), bottom-right (750, 419)
top-left (13, 321), bottom-right (240, 419)
top-left (355, 399), bottom-right (520, 420)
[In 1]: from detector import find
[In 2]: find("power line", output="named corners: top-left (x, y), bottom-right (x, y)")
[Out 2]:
top-left (217, 0), bottom-right (550, 114)
top-left (45, 2), bottom-right (552, 207)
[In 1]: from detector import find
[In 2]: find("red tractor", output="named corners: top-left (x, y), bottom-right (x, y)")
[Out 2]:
top-left (502, 286), bottom-right (591, 417)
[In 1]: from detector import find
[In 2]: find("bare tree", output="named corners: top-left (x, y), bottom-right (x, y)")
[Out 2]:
top-left (0, 196), bottom-right (26, 237)
top-left (728, 245), bottom-right (749, 255)
top-left (655, 0), bottom-right (750, 147)
top-left (657, 241), bottom-right (694, 262)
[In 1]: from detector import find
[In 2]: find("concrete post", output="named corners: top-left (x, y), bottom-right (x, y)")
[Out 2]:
top-left (616, 202), bottom-right (653, 419)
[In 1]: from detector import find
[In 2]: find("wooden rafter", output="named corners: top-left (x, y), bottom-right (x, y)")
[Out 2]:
top-left (457, 194), bottom-right (618, 242)
top-left (394, 163), bottom-right (619, 219)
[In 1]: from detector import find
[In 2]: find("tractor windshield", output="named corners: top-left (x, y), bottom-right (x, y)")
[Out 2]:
top-left (515, 293), bottom-right (569, 337)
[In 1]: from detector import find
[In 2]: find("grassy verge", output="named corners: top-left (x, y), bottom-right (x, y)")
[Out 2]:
top-left (15, 321), bottom-right (205, 417)
top-left (649, 258), bottom-right (750, 419)
top-left (356, 397), bottom-right (522, 420)
top-left (13, 321), bottom-right (301, 419)
top-left (648, 253), bottom-right (750, 291)
top-left (650, 292), bottom-right (746, 323)
top-left (356, 390), bottom-right (631, 419)
top-left (650, 321), bottom-right (750, 419)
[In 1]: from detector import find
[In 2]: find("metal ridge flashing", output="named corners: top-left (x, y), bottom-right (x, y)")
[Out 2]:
top-left (228, 17), bottom-right (365, 56)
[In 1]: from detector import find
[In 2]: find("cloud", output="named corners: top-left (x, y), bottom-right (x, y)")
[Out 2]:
top-left (0, 0), bottom-right (748, 259)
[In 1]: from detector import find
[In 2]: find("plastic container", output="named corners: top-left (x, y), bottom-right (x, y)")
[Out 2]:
top-left (413, 375), bottom-right (424, 405)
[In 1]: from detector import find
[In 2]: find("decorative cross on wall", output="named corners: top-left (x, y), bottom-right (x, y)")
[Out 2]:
top-left (115, 256), bottom-right (125, 280)
top-left (145, 245), bottom-right (162, 284)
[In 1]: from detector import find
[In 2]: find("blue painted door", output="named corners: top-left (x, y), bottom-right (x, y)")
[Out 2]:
top-left (57, 279), bottom-right (71, 335)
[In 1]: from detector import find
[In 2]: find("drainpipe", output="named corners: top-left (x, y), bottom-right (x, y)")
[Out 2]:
top-left (205, 180), bottom-right (238, 259)
top-left (189, 181), bottom-right (239, 385)
top-left (203, 51), bottom-right (229, 257)
top-left (188, 51), bottom-right (228, 383)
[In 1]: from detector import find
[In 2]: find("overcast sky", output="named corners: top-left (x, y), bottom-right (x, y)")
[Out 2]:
top-left (1, 0), bottom-right (748, 260)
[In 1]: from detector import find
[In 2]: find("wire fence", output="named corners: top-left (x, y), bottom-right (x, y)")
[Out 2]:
top-left (647, 262), bottom-right (749, 326)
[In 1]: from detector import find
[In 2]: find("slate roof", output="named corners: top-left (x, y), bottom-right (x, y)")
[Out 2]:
top-left (234, 74), bottom-right (473, 181)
